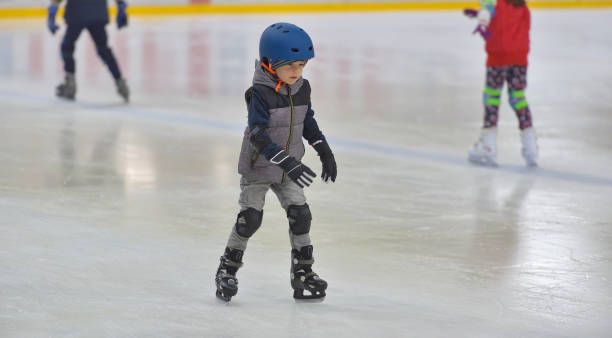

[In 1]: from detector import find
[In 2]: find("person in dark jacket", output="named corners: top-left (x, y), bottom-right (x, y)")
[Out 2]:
top-left (215, 23), bottom-right (337, 302)
top-left (47, 0), bottom-right (129, 102)
top-left (464, 0), bottom-right (538, 167)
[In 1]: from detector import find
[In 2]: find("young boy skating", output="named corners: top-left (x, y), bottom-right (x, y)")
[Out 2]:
top-left (215, 23), bottom-right (337, 302)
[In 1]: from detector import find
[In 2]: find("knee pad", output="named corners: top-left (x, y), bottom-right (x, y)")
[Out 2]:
top-left (509, 90), bottom-right (528, 110)
top-left (249, 126), bottom-right (272, 153)
top-left (234, 208), bottom-right (263, 238)
top-left (287, 204), bottom-right (312, 235)
top-left (483, 87), bottom-right (501, 107)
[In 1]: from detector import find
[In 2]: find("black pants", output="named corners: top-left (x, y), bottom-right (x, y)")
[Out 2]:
top-left (61, 22), bottom-right (121, 80)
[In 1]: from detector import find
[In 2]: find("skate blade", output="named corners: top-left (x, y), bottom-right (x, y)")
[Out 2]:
top-left (294, 297), bottom-right (325, 303)
top-left (215, 290), bottom-right (232, 303)
top-left (468, 156), bottom-right (498, 167)
top-left (216, 284), bottom-right (237, 302)
top-left (293, 289), bottom-right (326, 302)
top-left (56, 94), bottom-right (75, 101)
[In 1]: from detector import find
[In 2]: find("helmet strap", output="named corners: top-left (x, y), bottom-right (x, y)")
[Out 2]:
top-left (274, 80), bottom-right (283, 92)
top-left (261, 61), bottom-right (277, 75)
top-left (261, 60), bottom-right (285, 93)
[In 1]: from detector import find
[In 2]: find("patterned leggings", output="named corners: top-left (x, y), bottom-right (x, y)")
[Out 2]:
top-left (483, 65), bottom-right (533, 130)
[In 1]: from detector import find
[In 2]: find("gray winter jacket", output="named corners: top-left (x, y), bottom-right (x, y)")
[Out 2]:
top-left (238, 64), bottom-right (321, 184)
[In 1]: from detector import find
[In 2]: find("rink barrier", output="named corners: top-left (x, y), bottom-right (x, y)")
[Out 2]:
top-left (1, 1), bottom-right (612, 18)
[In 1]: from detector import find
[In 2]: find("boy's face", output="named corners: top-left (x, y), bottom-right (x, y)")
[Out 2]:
top-left (276, 61), bottom-right (306, 85)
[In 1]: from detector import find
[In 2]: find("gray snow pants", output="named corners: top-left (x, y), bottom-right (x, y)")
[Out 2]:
top-left (226, 176), bottom-right (311, 251)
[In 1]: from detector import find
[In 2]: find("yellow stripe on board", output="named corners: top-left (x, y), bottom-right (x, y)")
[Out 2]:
top-left (129, 2), bottom-right (478, 15)
top-left (1, 1), bottom-right (611, 18)
top-left (0, 8), bottom-right (46, 18)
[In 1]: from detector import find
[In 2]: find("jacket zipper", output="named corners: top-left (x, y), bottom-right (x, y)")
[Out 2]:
top-left (282, 86), bottom-right (295, 183)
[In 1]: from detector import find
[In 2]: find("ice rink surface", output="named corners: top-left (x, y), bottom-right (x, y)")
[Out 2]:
top-left (1, 9), bottom-right (612, 337)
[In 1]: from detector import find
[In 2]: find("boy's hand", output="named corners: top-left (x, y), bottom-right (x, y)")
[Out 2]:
top-left (312, 140), bottom-right (337, 183)
top-left (463, 8), bottom-right (478, 18)
top-left (473, 24), bottom-right (492, 40)
top-left (47, 4), bottom-right (59, 34)
top-left (117, 1), bottom-right (128, 29)
top-left (270, 150), bottom-right (316, 188)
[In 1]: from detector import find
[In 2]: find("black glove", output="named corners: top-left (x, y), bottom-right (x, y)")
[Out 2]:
top-left (270, 150), bottom-right (316, 188)
top-left (313, 140), bottom-right (337, 182)
top-left (47, 4), bottom-right (59, 34)
top-left (116, 1), bottom-right (128, 29)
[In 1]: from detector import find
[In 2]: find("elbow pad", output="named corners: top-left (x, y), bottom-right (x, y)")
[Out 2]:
top-left (249, 126), bottom-right (272, 153)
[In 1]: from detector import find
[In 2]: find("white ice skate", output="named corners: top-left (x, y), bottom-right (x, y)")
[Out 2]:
top-left (521, 127), bottom-right (538, 167)
top-left (468, 128), bottom-right (498, 167)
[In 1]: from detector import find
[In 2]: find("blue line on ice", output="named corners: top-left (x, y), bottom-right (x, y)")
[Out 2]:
top-left (2, 88), bottom-right (611, 187)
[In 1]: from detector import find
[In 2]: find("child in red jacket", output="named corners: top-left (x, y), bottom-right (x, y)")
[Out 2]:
top-left (465, 0), bottom-right (538, 167)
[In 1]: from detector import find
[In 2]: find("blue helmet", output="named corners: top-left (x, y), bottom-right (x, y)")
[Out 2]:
top-left (259, 23), bottom-right (314, 63)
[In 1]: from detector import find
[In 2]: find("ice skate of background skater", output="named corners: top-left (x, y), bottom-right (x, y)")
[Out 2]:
top-left (464, 0), bottom-right (538, 167)
top-left (47, 0), bottom-right (130, 102)
top-left (215, 22), bottom-right (337, 302)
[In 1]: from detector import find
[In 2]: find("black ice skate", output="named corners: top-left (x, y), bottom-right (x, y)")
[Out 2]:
top-left (215, 247), bottom-right (243, 302)
top-left (116, 78), bottom-right (129, 103)
top-left (56, 73), bottom-right (76, 100)
top-left (291, 245), bottom-right (327, 301)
